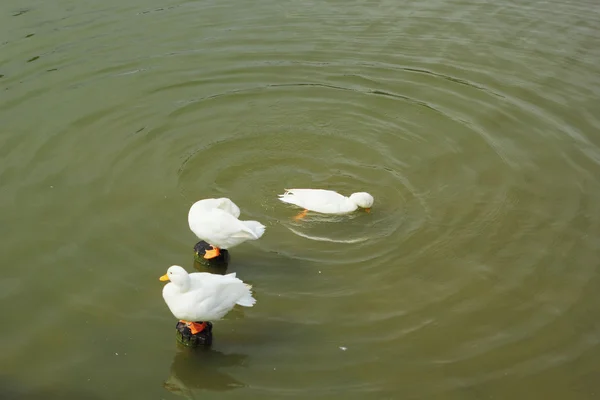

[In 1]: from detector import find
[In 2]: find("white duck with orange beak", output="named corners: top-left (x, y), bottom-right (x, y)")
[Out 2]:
top-left (159, 265), bottom-right (256, 334)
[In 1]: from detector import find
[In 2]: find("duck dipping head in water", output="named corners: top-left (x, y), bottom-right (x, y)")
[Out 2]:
top-left (278, 188), bottom-right (374, 220)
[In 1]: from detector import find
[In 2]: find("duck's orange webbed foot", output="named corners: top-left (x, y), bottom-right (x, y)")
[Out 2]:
top-left (203, 246), bottom-right (221, 259)
top-left (180, 320), bottom-right (207, 334)
top-left (294, 209), bottom-right (308, 221)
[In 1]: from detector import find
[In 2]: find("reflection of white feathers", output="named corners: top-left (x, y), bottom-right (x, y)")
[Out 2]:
top-left (287, 226), bottom-right (368, 243)
top-left (164, 349), bottom-right (246, 396)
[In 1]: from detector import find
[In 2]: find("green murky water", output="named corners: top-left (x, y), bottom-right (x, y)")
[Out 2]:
top-left (1, 0), bottom-right (600, 398)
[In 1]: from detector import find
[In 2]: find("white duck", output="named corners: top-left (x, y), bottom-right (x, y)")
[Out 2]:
top-left (159, 265), bottom-right (256, 334)
top-left (278, 189), bottom-right (374, 220)
top-left (188, 198), bottom-right (265, 259)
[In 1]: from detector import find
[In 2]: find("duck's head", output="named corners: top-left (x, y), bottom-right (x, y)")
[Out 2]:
top-left (349, 192), bottom-right (374, 211)
top-left (159, 265), bottom-right (190, 287)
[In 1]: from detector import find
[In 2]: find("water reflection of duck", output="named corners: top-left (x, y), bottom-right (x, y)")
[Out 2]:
top-left (163, 348), bottom-right (247, 396)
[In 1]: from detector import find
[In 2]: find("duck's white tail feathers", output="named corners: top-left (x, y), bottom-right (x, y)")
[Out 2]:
top-left (278, 190), bottom-right (292, 201)
top-left (242, 220), bottom-right (266, 239)
top-left (277, 191), bottom-right (303, 207)
top-left (236, 283), bottom-right (256, 307)
top-left (219, 273), bottom-right (256, 307)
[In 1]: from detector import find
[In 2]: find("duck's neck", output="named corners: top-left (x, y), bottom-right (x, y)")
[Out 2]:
top-left (345, 198), bottom-right (359, 212)
top-left (173, 278), bottom-right (191, 293)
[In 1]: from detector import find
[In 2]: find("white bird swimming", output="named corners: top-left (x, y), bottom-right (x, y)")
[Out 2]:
top-left (188, 198), bottom-right (265, 259)
top-left (278, 188), bottom-right (374, 220)
top-left (159, 265), bottom-right (256, 334)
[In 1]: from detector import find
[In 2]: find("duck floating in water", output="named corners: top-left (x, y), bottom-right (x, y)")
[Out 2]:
top-left (278, 189), bottom-right (374, 220)
top-left (188, 198), bottom-right (266, 259)
top-left (159, 265), bottom-right (256, 334)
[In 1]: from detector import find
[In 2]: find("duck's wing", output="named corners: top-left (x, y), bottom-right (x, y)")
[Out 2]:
top-left (205, 209), bottom-right (261, 241)
top-left (189, 272), bottom-right (256, 312)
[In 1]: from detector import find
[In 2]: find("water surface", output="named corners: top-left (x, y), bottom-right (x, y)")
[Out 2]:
top-left (1, 0), bottom-right (600, 398)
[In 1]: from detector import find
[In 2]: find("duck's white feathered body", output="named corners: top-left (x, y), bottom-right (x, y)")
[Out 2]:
top-left (278, 189), bottom-right (374, 214)
top-left (161, 266), bottom-right (256, 322)
top-left (189, 197), bottom-right (241, 218)
top-left (188, 198), bottom-right (265, 249)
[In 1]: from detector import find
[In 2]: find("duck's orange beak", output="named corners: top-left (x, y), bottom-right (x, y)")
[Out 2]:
top-left (159, 274), bottom-right (170, 282)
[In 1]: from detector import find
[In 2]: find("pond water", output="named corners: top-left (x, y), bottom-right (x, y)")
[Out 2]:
top-left (1, 0), bottom-right (599, 398)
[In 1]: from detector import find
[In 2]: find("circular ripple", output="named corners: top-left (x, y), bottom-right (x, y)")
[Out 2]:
top-left (174, 85), bottom-right (431, 266)
top-left (2, 0), bottom-right (600, 398)
top-left (164, 6), bottom-right (600, 396)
